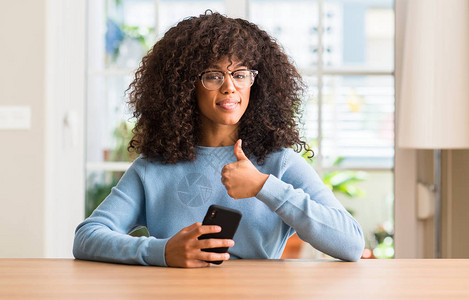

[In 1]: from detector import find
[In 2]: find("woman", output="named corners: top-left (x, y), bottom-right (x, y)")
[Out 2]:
top-left (73, 11), bottom-right (364, 267)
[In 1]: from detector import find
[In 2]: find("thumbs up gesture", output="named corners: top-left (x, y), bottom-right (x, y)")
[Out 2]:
top-left (221, 139), bottom-right (269, 199)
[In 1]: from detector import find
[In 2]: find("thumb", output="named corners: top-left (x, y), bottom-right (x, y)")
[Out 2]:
top-left (234, 139), bottom-right (249, 161)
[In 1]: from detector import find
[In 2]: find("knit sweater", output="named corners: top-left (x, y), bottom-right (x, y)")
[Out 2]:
top-left (73, 145), bottom-right (364, 266)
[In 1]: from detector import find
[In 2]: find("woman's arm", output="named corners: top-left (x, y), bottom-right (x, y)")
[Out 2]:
top-left (74, 158), bottom-right (235, 267)
top-left (73, 158), bottom-right (169, 266)
top-left (259, 150), bottom-right (364, 261)
top-left (222, 141), bottom-right (364, 262)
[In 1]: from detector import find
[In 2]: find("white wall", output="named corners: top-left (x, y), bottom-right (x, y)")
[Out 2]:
top-left (0, 0), bottom-right (46, 257)
top-left (0, 0), bottom-right (85, 258)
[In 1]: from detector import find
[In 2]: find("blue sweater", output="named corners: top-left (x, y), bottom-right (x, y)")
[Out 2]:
top-left (73, 146), bottom-right (364, 265)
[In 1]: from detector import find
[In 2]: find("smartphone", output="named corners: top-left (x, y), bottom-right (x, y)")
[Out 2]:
top-left (198, 205), bottom-right (242, 264)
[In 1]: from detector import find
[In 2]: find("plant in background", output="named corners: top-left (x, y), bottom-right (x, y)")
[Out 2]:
top-left (321, 157), bottom-right (367, 216)
top-left (105, 19), bottom-right (125, 62)
top-left (105, 18), bottom-right (155, 64)
top-left (372, 223), bottom-right (394, 259)
top-left (301, 142), bottom-right (367, 216)
top-left (109, 121), bottom-right (137, 162)
top-left (105, 0), bottom-right (155, 63)
top-left (298, 142), bottom-right (375, 259)
top-left (85, 121), bottom-right (136, 218)
top-left (121, 24), bottom-right (155, 50)
top-left (302, 144), bottom-right (396, 258)
top-left (85, 173), bottom-right (121, 218)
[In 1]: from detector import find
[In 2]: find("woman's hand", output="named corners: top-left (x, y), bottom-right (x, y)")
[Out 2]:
top-left (165, 222), bottom-right (234, 268)
top-left (221, 139), bottom-right (269, 199)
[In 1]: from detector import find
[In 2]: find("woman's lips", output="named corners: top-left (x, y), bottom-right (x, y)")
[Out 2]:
top-left (216, 100), bottom-right (240, 111)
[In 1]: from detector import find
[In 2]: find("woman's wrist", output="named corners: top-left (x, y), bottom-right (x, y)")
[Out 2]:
top-left (254, 173), bottom-right (269, 196)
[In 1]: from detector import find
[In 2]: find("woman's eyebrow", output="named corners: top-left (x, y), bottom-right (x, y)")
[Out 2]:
top-left (208, 63), bottom-right (247, 70)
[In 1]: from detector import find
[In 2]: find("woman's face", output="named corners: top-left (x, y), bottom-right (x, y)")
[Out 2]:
top-left (196, 57), bottom-right (251, 131)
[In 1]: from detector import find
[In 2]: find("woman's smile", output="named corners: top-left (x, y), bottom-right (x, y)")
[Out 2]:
top-left (216, 99), bottom-right (240, 111)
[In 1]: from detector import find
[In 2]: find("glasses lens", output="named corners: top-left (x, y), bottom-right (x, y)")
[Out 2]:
top-left (232, 70), bottom-right (254, 88)
top-left (202, 71), bottom-right (224, 90)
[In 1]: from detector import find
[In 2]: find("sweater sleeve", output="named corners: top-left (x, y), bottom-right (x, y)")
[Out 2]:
top-left (256, 150), bottom-right (365, 261)
top-left (73, 158), bottom-right (169, 266)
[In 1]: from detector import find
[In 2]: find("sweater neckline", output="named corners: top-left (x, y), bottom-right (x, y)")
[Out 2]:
top-left (195, 145), bottom-right (235, 155)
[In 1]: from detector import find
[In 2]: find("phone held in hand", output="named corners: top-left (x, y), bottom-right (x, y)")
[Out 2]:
top-left (198, 205), bottom-right (242, 265)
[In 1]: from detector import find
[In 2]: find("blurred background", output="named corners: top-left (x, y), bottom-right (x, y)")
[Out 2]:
top-left (1, 0), bottom-right (468, 260)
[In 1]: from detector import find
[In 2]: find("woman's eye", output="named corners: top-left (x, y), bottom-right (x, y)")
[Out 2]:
top-left (234, 72), bottom-right (249, 79)
top-left (233, 71), bottom-right (250, 80)
top-left (205, 73), bottom-right (223, 80)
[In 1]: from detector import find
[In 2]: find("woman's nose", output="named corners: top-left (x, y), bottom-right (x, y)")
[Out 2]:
top-left (220, 74), bottom-right (236, 94)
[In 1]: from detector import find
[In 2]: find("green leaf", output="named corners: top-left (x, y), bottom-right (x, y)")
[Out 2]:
top-left (329, 171), bottom-right (361, 186)
top-left (299, 141), bottom-right (368, 200)
top-left (129, 226), bottom-right (150, 237)
top-left (332, 157), bottom-right (345, 166)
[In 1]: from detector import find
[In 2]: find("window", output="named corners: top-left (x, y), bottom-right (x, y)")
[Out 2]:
top-left (250, 0), bottom-right (395, 258)
top-left (86, 0), bottom-right (395, 259)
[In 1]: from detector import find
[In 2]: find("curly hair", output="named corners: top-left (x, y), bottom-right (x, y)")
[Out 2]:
top-left (127, 11), bottom-right (313, 164)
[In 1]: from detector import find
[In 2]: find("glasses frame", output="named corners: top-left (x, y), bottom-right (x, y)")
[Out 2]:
top-left (198, 69), bottom-right (259, 90)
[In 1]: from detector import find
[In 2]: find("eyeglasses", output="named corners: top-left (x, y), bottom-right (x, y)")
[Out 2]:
top-left (198, 69), bottom-right (258, 90)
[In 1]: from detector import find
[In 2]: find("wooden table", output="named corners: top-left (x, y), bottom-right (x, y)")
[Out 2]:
top-left (1, 258), bottom-right (468, 299)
